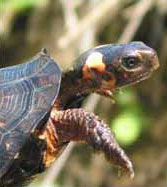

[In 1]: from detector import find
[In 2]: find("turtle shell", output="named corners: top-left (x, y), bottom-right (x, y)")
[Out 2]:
top-left (0, 50), bottom-right (61, 178)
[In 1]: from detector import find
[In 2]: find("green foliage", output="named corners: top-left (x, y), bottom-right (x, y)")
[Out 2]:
top-left (112, 112), bottom-right (142, 146)
top-left (0, 0), bottom-right (46, 12)
top-left (111, 89), bottom-right (145, 146)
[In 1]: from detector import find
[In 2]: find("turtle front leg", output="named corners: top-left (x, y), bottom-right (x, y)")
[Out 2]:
top-left (50, 108), bottom-right (134, 178)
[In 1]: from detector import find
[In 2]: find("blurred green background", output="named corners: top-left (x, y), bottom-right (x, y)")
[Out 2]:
top-left (0, 0), bottom-right (167, 186)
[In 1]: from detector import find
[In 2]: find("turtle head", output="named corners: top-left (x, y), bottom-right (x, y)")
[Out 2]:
top-left (80, 42), bottom-right (159, 97)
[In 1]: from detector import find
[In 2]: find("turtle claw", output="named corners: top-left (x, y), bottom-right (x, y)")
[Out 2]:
top-left (117, 163), bottom-right (134, 179)
top-left (124, 159), bottom-right (134, 179)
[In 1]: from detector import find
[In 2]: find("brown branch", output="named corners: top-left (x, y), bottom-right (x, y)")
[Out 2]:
top-left (57, 0), bottom-right (122, 49)
top-left (118, 0), bottom-right (155, 43)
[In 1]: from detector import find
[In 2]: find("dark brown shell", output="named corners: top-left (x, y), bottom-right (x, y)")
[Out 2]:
top-left (0, 50), bottom-right (61, 178)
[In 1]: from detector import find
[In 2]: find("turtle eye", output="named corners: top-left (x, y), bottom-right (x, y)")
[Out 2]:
top-left (121, 56), bottom-right (139, 70)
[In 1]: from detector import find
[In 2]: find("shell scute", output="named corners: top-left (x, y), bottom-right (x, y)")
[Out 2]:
top-left (0, 51), bottom-right (61, 177)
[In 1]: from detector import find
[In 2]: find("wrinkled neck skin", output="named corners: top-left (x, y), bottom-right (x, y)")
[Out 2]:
top-left (55, 69), bottom-right (99, 109)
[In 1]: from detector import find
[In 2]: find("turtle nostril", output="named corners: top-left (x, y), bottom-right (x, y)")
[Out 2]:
top-left (139, 49), bottom-right (159, 71)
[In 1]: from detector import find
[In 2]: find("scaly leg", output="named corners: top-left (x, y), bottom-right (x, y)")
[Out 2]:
top-left (50, 108), bottom-right (134, 178)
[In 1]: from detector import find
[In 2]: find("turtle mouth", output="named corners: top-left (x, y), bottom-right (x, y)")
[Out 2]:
top-left (96, 70), bottom-right (152, 98)
top-left (116, 70), bottom-right (152, 89)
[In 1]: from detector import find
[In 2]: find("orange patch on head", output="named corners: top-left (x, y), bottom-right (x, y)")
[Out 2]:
top-left (82, 52), bottom-right (106, 79)
top-left (108, 77), bottom-right (116, 89)
top-left (102, 76), bottom-right (116, 90)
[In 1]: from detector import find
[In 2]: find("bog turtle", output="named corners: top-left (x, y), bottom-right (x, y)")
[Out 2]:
top-left (0, 42), bottom-right (159, 187)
